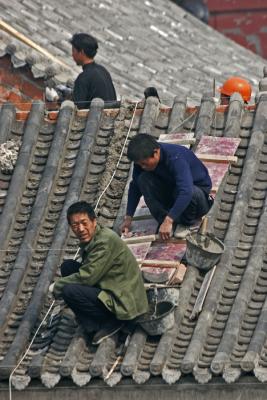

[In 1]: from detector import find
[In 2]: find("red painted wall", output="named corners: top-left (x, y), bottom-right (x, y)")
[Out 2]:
top-left (206, 0), bottom-right (267, 59)
top-left (0, 55), bottom-right (45, 111)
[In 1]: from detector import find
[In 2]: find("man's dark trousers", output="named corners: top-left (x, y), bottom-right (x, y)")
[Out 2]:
top-left (137, 171), bottom-right (213, 225)
top-left (60, 260), bottom-right (121, 334)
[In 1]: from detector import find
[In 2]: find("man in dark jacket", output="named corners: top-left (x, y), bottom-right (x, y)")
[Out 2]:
top-left (51, 201), bottom-right (148, 345)
top-left (121, 134), bottom-right (213, 240)
top-left (70, 33), bottom-right (117, 109)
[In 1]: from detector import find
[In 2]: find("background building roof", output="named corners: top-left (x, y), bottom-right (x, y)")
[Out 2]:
top-left (0, 0), bottom-right (265, 103)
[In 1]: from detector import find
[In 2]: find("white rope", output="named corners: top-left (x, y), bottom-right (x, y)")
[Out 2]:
top-left (9, 299), bottom-right (55, 400)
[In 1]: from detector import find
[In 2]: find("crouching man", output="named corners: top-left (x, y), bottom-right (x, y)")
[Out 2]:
top-left (50, 201), bottom-right (148, 345)
top-left (121, 134), bottom-right (213, 240)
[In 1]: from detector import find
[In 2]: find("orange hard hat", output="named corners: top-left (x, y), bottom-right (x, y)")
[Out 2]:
top-left (219, 77), bottom-right (252, 102)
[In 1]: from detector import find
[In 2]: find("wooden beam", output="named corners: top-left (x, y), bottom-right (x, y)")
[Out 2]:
top-left (144, 283), bottom-right (179, 288)
top-left (198, 154), bottom-right (237, 163)
top-left (138, 259), bottom-right (180, 267)
top-left (160, 138), bottom-right (196, 145)
top-left (122, 234), bottom-right (158, 244)
top-left (132, 213), bottom-right (151, 221)
top-left (0, 19), bottom-right (71, 69)
top-left (123, 234), bottom-right (186, 245)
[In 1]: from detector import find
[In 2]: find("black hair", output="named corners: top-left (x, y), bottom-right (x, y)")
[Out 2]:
top-left (127, 134), bottom-right (160, 162)
top-left (144, 87), bottom-right (160, 101)
top-left (67, 201), bottom-right (96, 224)
top-left (70, 33), bottom-right (98, 58)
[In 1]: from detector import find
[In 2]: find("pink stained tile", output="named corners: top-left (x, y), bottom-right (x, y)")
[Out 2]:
top-left (159, 132), bottom-right (194, 141)
top-left (146, 242), bottom-right (186, 262)
top-left (128, 242), bottom-right (151, 260)
top-left (196, 136), bottom-right (240, 156)
top-left (140, 239), bottom-right (187, 283)
top-left (203, 161), bottom-right (229, 189)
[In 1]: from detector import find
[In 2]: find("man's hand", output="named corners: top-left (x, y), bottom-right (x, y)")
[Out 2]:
top-left (159, 216), bottom-right (173, 240)
top-left (121, 215), bottom-right (132, 236)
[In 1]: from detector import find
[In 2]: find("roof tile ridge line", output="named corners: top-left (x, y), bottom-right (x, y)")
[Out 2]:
top-left (0, 101), bottom-right (44, 255)
top-left (243, 298), bottom-right (267, 372)
top-left (223, 93), bottom-right (244, 138)
top-left (28, 350), bottom-right (45, 380)
top-left (112, 98), bottom-right (159, 231)
top-left (167, 95), bottom-right (187, 134)
top-left (59, 334), bottom-right (87, 378)
top-left (180, 95), bottom-right (267, 375)
top-left (152, 266), bottom-right (200, 378)
top-left (120, 327), bottom-right (147, 377)
top-left (138, 96), bottom-right (160, 136)
top-left (112, 100), bottom-right (144, 233)
top-left (207, 94), bottom-right (245, 232)
top-left (192, 94), bottom-right (216, 151)
top-left (39, 313), bottom-right (77, 388)
top-left (97, 100), bottom-right (139, 226)
top-left (0, 102), bottom-right (16, 144)
top-left (0, 101), bottom-right (76, 337)
top-left (211, 178), bottom-right (267, 375)
top-left (89, 335), bottom-right (117, 378)
top-left (0, 99), bottom-right (104, 379)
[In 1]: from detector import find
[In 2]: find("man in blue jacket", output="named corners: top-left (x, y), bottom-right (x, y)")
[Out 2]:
top-left (121, 134), bottom-right (213, 240)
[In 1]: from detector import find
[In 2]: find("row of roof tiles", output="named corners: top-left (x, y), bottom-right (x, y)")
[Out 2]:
top-left (0, 0), bottom-right (265, 103)
top-left (0, 88), bottom-right (267, 390)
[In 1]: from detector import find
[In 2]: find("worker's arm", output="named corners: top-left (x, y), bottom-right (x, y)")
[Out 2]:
top-left (53, 238), bottom-right (114, 298)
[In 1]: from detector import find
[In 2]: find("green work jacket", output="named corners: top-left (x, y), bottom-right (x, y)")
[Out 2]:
top-left (54, 225), bottom-right (148, 320)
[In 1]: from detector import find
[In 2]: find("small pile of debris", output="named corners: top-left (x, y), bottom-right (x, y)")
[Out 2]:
top-left (0, 139), bottom-right (21, 174)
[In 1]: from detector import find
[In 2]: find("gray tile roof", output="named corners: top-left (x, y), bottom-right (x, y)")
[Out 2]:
top-left (0, 90), bottom-right (267, 390)
top-left (0, 0), bottom-right (265, 103)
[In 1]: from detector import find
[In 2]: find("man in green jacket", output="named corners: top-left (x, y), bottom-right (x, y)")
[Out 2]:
top-left (51, 201), bottom-right (148, 345)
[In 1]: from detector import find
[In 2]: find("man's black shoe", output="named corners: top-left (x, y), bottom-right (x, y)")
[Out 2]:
top-left (92, 325), bottom-right (123, 345)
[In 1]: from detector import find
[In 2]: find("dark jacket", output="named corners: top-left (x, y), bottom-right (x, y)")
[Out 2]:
top-left (54, 225), bottom-right (148, 320)
top-left (73, 62), bottom-right (116, 109)
top-left (127, 142), bottom-right (212, 221)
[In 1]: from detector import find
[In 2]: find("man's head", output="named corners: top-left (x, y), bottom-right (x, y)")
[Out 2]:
top-left (67, 201), bottom-right (96, 243)
top-left (127, 134), bottom-right (160, 171)
top-left (70, 33), bottom-right (98, 66)
top-left (219, 76), bottom-right (252, 105)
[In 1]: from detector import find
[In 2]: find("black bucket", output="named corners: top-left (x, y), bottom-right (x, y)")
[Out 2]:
top-left (186, 233), bottom-right (224, 271)
top-left (138, 301), bottom-right (175, 335)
